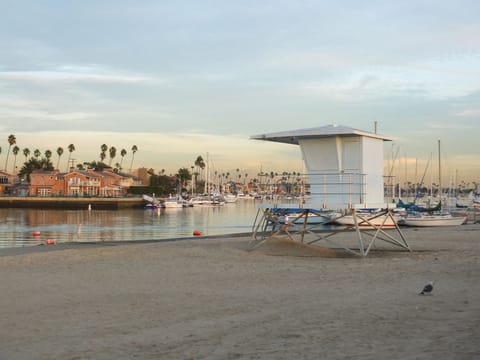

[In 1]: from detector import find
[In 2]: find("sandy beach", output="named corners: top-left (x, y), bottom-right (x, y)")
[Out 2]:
top-left (1, 225), bottom-right (479, 360)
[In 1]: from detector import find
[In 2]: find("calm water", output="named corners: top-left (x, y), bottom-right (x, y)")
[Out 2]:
top-left (0, 199), bottom-right (270, 249)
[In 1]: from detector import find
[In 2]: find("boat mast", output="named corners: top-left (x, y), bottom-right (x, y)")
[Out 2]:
top-left (206, 152), bottom-right (209, 195)
top-left (438, 139), bottom-right (442, 202)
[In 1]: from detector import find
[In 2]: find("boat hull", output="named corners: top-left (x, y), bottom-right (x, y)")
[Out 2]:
top-left (400, 215), bottom-right (467, 227)
top-left (333, 215), bottom-right (399, 227)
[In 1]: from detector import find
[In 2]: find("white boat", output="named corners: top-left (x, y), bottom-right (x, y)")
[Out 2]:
top-left (277, 209), bottom-right (339, 225)
top-left (144, 203), bottom-right (160, 210)
top-left (399, 213), bottom-right (467, 227)
top-left (142, 194), bottom-right (161, 209)
top-left (162, 196), bottom-right (190, 208)
top-left (224, 194), bottom-right (238, 203)
top-left (332, 209), bottom-right (405, 228)
top-left (191, 194), bottom-right (225, 206)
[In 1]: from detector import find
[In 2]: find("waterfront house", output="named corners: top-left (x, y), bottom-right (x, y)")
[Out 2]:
top-left (63, 170), bottom-right (103, 196)
top-left (27, 169), bottom-right (138, 197)
top-left (29, 170), bottom-right (62, 196)
top-left (0, 170), bottom-right (18, 195)
top-left (91, 170), bottom-right (126, 197)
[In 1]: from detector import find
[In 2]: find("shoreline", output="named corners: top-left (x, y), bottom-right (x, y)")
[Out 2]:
top-left (1, 226), bottom-right (479, 359)
top-left (0, 196), bottom-right (144, 209)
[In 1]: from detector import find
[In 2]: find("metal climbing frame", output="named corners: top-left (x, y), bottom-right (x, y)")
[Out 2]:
top-left (249, 205), bottom-right (410, 257)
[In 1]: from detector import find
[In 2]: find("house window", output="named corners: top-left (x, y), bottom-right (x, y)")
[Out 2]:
top-left (38, 188), bottom-right (51, 196)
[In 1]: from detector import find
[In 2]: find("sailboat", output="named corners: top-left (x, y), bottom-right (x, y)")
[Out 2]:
top-left (396, 154), bottom-right (441, 212)
top-left (400, 140), bottom-right (467, 227)
top-left (190, 153), bottom-right (225, 206)
top-left (399, 212), bottom-right (466, 226)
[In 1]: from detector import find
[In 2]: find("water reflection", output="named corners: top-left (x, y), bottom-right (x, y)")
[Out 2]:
top-left (0, 200), bottom-right (261, 249)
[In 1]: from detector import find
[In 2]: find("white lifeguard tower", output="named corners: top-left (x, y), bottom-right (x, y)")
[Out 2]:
top-left (249, 124), bottom-right (409, 256)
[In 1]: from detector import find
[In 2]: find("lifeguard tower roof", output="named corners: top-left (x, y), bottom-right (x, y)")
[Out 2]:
top-left (250, 123), bottom-right (394, 210)
top-left (250, 124), bottom-right (393, 144)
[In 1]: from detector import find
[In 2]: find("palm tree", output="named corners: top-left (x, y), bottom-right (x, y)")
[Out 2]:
top-left (45, 150), bottom-right (52, 161)
top-left (176, 167), bottom-right (192, 190)
top-left (101, 143), bottom-right (108, 153)
top-left (34, 149), bottom-right (41, 159)
top-left (129, 145), bottom-right (138, 173)
top-left (108, 146), bottom-right (117, 166)
top-left (56, 147), bottom-right (64, 170)
top-left (18, 157), bottom-right (54, 182)
top-left (67, 144), bottom-right (75, 171)
top-left (194, 155), bottom-right (205, 180)
top-left (4, 134), bottom-right (16, 171)
top-left (100, 144), bottom-right (108, 162)
top-left (120, 149), bottom-right (127, 167)
top-left (23, 148), bottom-right (30, 161)
top-left (12, 145), bottom-right (20, 172)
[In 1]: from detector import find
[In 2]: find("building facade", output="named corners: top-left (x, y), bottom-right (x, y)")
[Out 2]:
top-left (28, 169), bottom-right (138, 197)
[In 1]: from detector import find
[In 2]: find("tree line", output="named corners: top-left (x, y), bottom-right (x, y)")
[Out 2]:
top-left (1, 134), bottom-right (138, 181)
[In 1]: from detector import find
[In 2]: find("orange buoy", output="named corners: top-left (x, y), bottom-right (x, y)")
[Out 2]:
top-left (193, 230), bottom-right (202, 236)
top-left (46, 239), bottom-right (55, 245)
top-left (33, 231), bottom-right (41, 237)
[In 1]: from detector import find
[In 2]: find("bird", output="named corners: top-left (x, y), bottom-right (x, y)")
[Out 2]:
top-left (419, 281), bottom-right (434, 295)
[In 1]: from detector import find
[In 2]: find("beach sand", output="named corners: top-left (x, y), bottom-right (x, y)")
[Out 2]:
top-left (0, 225), bottom-right (479, 359)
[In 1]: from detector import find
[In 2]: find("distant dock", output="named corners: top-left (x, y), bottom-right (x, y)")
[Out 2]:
top-left (0, 197), bottom-right (144, 210)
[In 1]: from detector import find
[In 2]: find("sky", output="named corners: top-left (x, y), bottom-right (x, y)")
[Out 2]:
top-left (0, 0), bottom-right (479, 182)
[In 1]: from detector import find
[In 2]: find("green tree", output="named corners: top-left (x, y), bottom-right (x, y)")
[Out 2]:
top-left (149, 174), bottom-right (176, 195)
top-left (18, 157), bottom-right (54, 182)
top-left (120, 148), bottom-right (127, 167)
top-left (176, 167), bottom-right (192, 190)
top-left (66, 144), bottom-right (75, 171)
top-left (4, 134), bottom-right (16, 171)
top-left (23, 148), bottom-right (30, 161)
top-left (45, 150), bottom-right (52, 160)
top-left (109, 146), bottom-right (117, 166)
top-left (83, 161), bottom-right (110, 171)
top-left (34, 149), bottom-right (41, 159)
top-left (129, 145), bottom-right (138, 173)
top-left (100, 144), bottom-right (108, 162)
top-left (56, 147), bottom-right (64, 170)
top-left (12, 145), bottom-right (20, 172)
top-left (194, 155), bottom-right (205, 179)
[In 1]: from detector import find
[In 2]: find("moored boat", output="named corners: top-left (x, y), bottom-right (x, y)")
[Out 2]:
top-left (274, 208), bottom-right (336, 225)
top-left (191, 194), bottom-right (225, 206)
top-left (162, 196), bottom-right (191, 208)
top-left (331, 209), bottom-right (405, 228)
top-left (224, 194), bottom-right (238, 203)
top-left (398, 213), bottom-right (467, 227)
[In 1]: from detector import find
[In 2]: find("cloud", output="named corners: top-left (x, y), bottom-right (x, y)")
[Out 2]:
top-left (295, 54), bottom-right (480, 102)
top-left (0, 108), bottom-right (94, 122)
top-left (0, 64), bottom-right (154, 84)
top-left (453, 108), bottom-right (480, 118)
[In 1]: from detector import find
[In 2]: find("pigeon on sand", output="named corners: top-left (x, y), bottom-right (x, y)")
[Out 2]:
top-left (419, 281), bottom-right (434, 295)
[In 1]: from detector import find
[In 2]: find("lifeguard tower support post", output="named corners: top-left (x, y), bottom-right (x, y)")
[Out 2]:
top-left (249, 124), bottom-right (409, 256)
